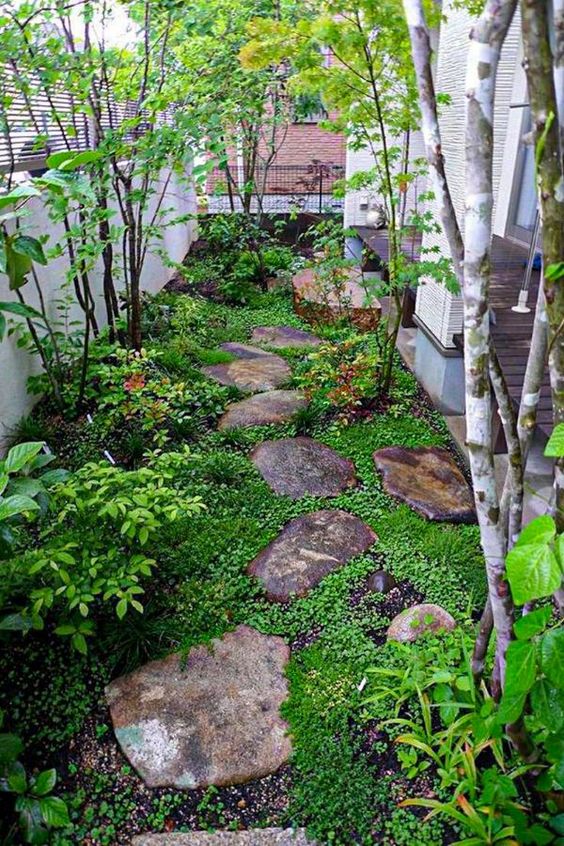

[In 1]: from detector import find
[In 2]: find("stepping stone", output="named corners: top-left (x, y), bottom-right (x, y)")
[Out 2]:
top-left (132, 830), bottom-right (315, 845)
top-left (219, 342), bottom-right (272, 359)
top-left (250, 325), bottom-right (321, 349)
top-left (293, 267), bottom-right (381, 331)
top-left (387, 603), bottom-right (456, 643)
top-left (373, 446), bottom-right (476, 523)
top-left (202, 356), bottom-right (291, 393)
top-left (251, 437), bottom-right (357, 499)
top-left (219, 390), bottom-right (308, 430)
top-left (367, 569), bottom-right (397, 594)
top-left (106, 626), bottom-right (291, 789)
top-left (248, 509), bottom-right (377, 602)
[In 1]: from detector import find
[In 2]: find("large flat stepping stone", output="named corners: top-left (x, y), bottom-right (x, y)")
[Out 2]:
top-left (249, 509), bottom-right (377, 601)
top-left (219, 342), bottom-right (272, 359)
top-left (251, 437), bottom-right (357, 499)
top-left (132, 830), bottom-right (314, 845)
top-left (373, 446), bottom-right (476, 523)
top-left (106, 625), bottom-right (291, 789)
top-left (202, 356), bottom-right (291, 393)
top-left (219, 390), bottom-right (308, 430)
top-left (293, 267), bottom-right (381, 331)
top-left (251, 325), bottom-right (321, 349)
top-left (387, 603), bottom-right (456, 642)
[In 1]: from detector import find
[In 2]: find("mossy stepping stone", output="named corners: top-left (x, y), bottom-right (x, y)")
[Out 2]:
top-left (387, 603), bottom-right (456, 642)
top-left (132, 831), bottom-right (315, 845)
top-left (250, 325), bottom-right (321, 349)
top-left (106, 626), bottom-right (291, 789)
top-left (219, 390), bottom-right (308, 430)
top-left (373, 446), bottom-right (476, 523)
top-left (202, 355), bottom-right (291, 393)
top-left (250, 437), bottom-right (357, 499)
top-left (248, 509), bottom-right (377, 601)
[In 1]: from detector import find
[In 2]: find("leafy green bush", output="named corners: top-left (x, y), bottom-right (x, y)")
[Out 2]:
top-left (297, 335), bottom-right (383, 416)
top-left (4, 452), bottom-right (204, 651)
top-left (83, 346), bottom-right (227, 446)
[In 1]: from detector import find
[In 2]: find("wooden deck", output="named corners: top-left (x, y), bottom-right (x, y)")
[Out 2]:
top-left (355, 226), bottom-right (551, 438)
top-left (488, 237), bottom-right (551, 437)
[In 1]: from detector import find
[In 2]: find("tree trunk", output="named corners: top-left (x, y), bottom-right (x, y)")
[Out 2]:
top-left (521, 0), bottom-right (564, 536)
top-left (464, 0), bottom-right (518, 686)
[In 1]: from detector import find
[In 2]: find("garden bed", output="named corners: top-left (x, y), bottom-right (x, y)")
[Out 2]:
top-left (1, 283), bottom-right (488, 845)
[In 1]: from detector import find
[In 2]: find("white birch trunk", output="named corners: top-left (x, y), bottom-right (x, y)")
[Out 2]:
top-left (464, 0), bottom-right (518, 685)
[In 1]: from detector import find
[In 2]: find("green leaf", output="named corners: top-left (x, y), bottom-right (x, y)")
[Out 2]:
top-left (5, 442), bottom-right (45, 474)
top-left (506, 542), bottom-right (562, 605)
top-left (6, 246), bottom-right (32, 289)
top-left (71, 633), bottom-right (88, 655)
top-left (546, 262), bottom-right (564, 282)
top-left (0, 732), bottom-right (24, 764)
top-left (39, 795), bottom-right (69, 828)
top-left (504, 640), bottom-right (536, 696)
top-left (60, 150), bottom-right (102, 171)
top-left (531, 679), bottom-right (564, 733)
top-left (0, 301), bottom-right (45, 323)
top-left (513, 606), bottom-right (553, 640)
top-left (0, 494), bottom-right (40, 521)
top-left (12, 236), bottom-right (47, 266)
top-left (545, 424), bottom-right (564, 457)
top-left (32, 769), bottom-right (57, 797)
top-left (0, 613), bottom-right (33, 632)
top-left (497, 691), bottom-right (526, 724)
top-left (8, 761), bottom-right (27, 793)
top-left (46, 151), bottom-right (76, 169)
top-left (0, 184), bottom-right (41, 210)
top-left (515, 516), bottom-right (556, 547)
top-left (541, 629), bottom-right (564, 688)
top-left (116, 598), bottom-right (128, 620)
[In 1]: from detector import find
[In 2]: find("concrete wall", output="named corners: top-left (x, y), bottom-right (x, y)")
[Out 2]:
top-left (0, 167), bottom-right (197, 438)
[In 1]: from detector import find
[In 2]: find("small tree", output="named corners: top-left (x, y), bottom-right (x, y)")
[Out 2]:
top-left (241, 0), bottom-right (457, 393)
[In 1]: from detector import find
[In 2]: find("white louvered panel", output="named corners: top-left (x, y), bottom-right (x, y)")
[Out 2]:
top-left (1, 66), bottom-right (176, 173)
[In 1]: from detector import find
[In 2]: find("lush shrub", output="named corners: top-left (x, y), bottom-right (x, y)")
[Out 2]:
top-left (3, 452), bottom-right (204, 651)
top-left (83, 346), bottom-right (228, 446)
top-left (297, 335), bottom-right (383, 416)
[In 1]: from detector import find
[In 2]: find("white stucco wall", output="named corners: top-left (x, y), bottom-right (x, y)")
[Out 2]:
top-left (415, 2), bottom-right (522, 348)
top-left (0, 167), bottom-right (197, 438)
top-left (344, 131), bottom-right (426, 228)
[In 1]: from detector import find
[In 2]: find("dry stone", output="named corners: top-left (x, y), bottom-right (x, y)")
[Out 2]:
top-left (202, 356), bottom-right (291, 393)
top-left (373, 446), bottom-right (476, 523)
top-left (106, 626), bottom-right (291, 789)
top-left (387, 604), bottom-right (456, 643)
top-left (248, 509), bottom-right (377, 601)
top-left (219, 391), bottom-right (307, 430)
top-left (366, 570), bottom-right (397, 595)
top-left (250, 325), bottom-right (321, 349)
top-left (219, 342), bottom-right (271, 360)
top-left (250, 437), bottom-right (357, 499)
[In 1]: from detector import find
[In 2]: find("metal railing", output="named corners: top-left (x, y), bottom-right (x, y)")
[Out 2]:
top-left (208, 163), bottom-right (345, 213)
